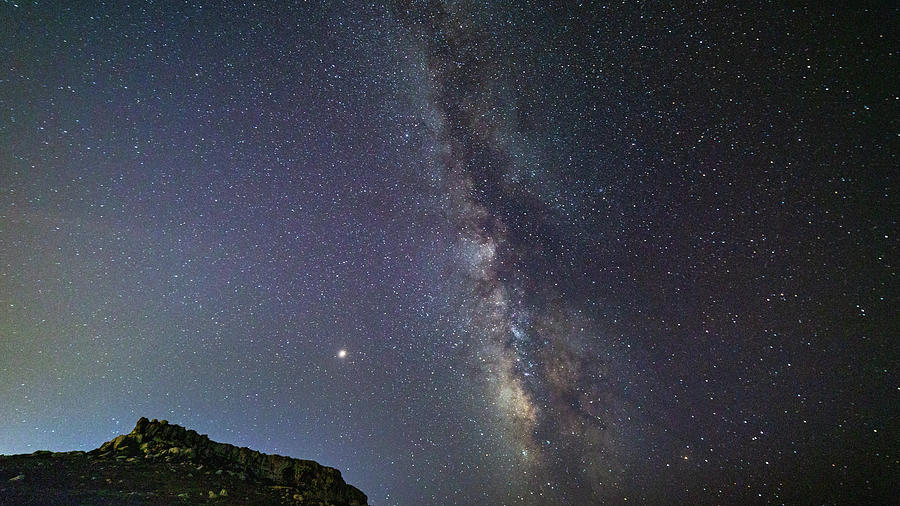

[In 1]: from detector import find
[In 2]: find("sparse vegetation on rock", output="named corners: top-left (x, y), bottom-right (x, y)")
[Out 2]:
top-left (0, 417), bottom-right (367, 505)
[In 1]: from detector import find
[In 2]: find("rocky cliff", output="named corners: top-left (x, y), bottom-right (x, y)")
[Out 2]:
top-left (0, 417), bottom-right (367, 505)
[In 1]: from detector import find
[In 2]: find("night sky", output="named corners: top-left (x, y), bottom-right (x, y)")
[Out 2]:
top-left (1, 1), bottom-right (897, 504)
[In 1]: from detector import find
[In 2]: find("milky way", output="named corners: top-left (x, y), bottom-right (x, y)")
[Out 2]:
top-left (403, 4), bottom-right (636, 501)
top-left (2, 1), bottom-right (896, 504)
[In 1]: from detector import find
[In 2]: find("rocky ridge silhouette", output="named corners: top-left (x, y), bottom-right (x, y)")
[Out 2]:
top-left (0, 417), bottom-right (367, 505)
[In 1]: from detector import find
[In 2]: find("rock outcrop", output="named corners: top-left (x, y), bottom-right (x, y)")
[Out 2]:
top-left (93, 417), bottom-right (367, 505)
top-left (1, 417), bottom-right (367, 505)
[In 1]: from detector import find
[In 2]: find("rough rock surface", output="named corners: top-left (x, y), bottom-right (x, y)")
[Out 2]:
top-left (0, 417), bottom-right (367, 505)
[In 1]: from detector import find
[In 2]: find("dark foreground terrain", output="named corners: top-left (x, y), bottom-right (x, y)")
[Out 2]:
top-left (0, 417), bottom-right (367, 505)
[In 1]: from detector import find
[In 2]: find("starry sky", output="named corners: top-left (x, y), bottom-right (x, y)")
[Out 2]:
top-left (1, 1), bottom-right (897, 504)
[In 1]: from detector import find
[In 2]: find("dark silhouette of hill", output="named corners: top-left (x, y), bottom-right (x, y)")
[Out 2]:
top-left (0, 417), bottom-right (367, 505)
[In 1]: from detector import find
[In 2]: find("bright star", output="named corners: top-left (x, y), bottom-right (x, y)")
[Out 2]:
top-left (337, 349), bottom-right (347, 359)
